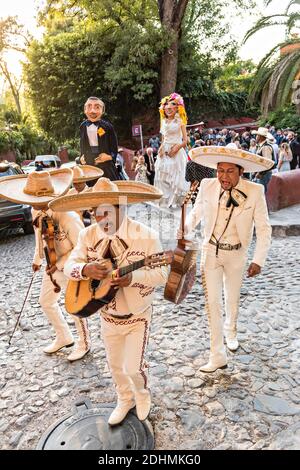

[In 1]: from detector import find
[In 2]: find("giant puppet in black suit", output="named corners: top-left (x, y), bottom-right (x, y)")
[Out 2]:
top-left (79, 97), bottom-right (120, 181)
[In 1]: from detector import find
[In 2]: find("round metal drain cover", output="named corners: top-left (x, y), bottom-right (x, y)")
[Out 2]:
top-left (36, 398), bottom-right (154, 450)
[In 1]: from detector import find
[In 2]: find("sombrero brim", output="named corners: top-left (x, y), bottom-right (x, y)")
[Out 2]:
top-left (252, 130), bottom-right (275, 142)
top-left (49, 181), bottom-right (163, 212)
top-left (73, 165), bottom-right (104, 183)
top-left (0, 169), bottom-right (73, 207)
top-left (189, 146), bottom-right (274, 172)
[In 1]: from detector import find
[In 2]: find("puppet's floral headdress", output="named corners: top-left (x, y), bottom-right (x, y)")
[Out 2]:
top-left (159, 92), bottom-right (187, 125)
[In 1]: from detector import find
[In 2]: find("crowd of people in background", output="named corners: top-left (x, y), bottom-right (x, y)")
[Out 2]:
top-left (81, 91), bottom-right (299, 209)
top-left (127, 122), bottom-right (300, 208)
top-left (186, 124), bottom-right (300, 171)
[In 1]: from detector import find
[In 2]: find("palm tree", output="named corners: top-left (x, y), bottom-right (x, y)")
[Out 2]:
top-left (244, 0), bottom-right (300, 115)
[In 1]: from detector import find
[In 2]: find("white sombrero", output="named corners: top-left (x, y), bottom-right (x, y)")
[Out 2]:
top-left (49, 177), bottom-right (162, 212)
top-left (0, 168), bottom-right (73, 208)
top-left (252, 127), bottom-right (275, 142)
top-left (72, 165), bottom-right (103, 183)
top-left (188, 145), bottom-right (274, 172)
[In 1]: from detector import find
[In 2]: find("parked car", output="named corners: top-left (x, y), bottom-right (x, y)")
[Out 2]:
top-left (22, 161), bottom-right (36, 174)
top-left (34, 155), bottom-right (61, 169)
top-left (0, 162), bottom-right (33, 234)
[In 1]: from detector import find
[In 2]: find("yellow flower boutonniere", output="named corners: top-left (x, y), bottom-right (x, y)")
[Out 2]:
top-left (97, 127), bottom-right (106, 137)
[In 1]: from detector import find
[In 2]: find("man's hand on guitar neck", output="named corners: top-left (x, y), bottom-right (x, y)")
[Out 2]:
top-left (82, 262), bottom-right (111, 280)
top-left (110, 272), bottom-right (132, 288)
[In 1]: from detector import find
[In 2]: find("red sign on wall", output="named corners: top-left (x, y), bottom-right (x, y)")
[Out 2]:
top-left (132, 125), bottom-right (141, 137)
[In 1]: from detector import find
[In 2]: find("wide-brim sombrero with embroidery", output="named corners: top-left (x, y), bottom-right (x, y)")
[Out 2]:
top-left (0, 168), bottom-right (73, 207)
top-left (72, 165), bottom-right (103, 183)
top-left (252, 127), bottom-right (275, 142)
top-left (49, 177), bottom-right (163, 211)
top-left (188, 145), bottom-right (274, 172)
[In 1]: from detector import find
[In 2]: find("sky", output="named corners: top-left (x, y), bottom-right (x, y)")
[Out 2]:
top-left (237, 0), bottom-right (290, 62)
top-left (0, 0), bottom-right (296, 81)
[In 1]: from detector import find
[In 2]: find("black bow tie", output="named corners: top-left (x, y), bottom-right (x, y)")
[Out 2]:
top-left (226, 190), bottom-right (239, 208)
top-left (220, 188), bottom-right (247, 208)
top-left (86, 120), bottom-right (101, 127)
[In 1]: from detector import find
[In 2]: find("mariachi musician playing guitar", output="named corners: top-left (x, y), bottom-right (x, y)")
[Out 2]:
top-left (49, 177), bottom-right (170, 428)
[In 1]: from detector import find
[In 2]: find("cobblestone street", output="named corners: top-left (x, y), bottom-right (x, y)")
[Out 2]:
top-left (0, 203), bottom-right (299, 450)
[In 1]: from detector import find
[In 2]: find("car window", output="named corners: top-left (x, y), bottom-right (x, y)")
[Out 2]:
top-left (39, 160), bottom-right (56, 168)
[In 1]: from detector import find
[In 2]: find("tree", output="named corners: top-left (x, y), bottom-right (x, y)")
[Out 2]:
top-left (0, 62), bottom-right (22, 115)
top-left (25, 0), bottom-right (255, 139)
top-left (215, 59), bottom-right (256, 94)
top-left (0, 16), bottom-right (31, 114)
top-left (158, 0), bottom-right (190, 96)
top-left (24, 22), bottom-right (165, 140)
top-left (39, 0), bottom-right (191, 97)
top-left (244, 0), bottom-right (300, 115)
top-left (38, 0), bottom-right (252, 98)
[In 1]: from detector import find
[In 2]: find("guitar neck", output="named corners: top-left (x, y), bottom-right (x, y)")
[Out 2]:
top-left (180, 203), bottom-right (187, 240)
top-left (118, 259), bottom-right (145, 277)
top-left (179, 183), bottom-right (199, 241)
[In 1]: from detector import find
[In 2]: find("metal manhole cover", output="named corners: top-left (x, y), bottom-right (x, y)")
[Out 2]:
top-left (36, 397), bottom-right (154, 450)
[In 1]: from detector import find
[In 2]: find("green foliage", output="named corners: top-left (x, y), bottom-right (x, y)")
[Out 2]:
top-left (215, 60), bottom-right (256, 94)
top-left (0, 108), bottom-right (58, 159)
top-left (245, 1), bottom-right (300, 115)
top-left (260, 104), bottom-right (300, 134)
top-left (3, 108), bottom-right (23, 124)
top-left (176, 35), bottom-right (253, 121)
top-left (63, 138), bottom-right (80, 160)
top-left (0, 15), bottom-right (30, 54)
top-left (248, 39), bottom-right (300, 115)
top-left (24, 0), bottom-right (256, 141)
top-left (24, 22), bottom-right (166, 140)
top-left (0, 16), bottom-right (31, 115)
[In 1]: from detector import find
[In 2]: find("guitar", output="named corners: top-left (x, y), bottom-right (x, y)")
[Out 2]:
top-left (164, 182), bottom-right (199, 304)
top-left (65, 251), bottom-right (173, 318)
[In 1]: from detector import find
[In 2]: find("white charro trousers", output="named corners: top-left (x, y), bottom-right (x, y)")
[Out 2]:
top-left (39, 268), bottom-right (90, 350)
top-left (200, 245), bottom-right (247, 363)
top-left (101, 307), bottom-right (152, 403)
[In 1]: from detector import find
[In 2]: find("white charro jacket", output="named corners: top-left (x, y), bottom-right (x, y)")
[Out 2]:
top-left (186, 178), bottom-right (272, 267)
top-left (32, 208), bottom-right (84, 270)
top-left (64, 217), bottom-right (168, 315)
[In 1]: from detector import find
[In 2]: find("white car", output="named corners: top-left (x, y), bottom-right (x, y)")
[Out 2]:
top-left (61, 161), bottom-right (77, 169)
top-left (22, 161), bottom-right (36, 174)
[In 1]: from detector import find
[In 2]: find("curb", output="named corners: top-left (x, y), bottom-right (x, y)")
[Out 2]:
top-left (271, 225), bottom-right (300, 237)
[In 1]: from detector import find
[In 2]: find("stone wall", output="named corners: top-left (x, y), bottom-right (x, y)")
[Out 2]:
top-left (0, 151), bottom-right (16, 163)
top-left (267, 169), bottom-right (300, 211)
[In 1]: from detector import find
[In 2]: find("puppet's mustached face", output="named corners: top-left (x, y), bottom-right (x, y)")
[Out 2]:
top-left (84, 100), bottom-right (104, 121)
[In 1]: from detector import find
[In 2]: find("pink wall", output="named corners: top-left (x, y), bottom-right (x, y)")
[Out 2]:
top-left (267, 170), bottom-right (300, 211)
top-left (0, 151), bottom-right (16, 163)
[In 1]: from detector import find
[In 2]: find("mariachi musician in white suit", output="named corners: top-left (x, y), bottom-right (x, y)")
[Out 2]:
top-left (183, 144), bottom-right (274, 372)
top-left (50, 178), bottom-right (168, 426)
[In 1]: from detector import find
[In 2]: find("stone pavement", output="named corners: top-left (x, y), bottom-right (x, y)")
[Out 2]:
top-left (0, 203), bottom-right (299, 450)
